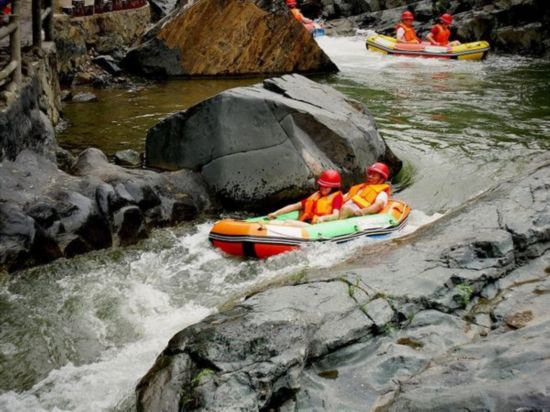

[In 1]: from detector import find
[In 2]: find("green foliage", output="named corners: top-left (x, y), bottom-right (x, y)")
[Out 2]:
top-left (455, 283), bottom-right (474, 307)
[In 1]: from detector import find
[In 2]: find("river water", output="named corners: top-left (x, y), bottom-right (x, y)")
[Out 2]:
top-left (1, 37), bottom-right (549, 411)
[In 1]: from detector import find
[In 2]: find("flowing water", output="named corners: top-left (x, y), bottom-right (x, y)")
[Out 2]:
top-left (1, 36), bottom-right (549, 411)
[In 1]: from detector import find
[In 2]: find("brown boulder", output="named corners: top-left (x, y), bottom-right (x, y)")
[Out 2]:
top-left (124, 0), bottom-right (338, 77)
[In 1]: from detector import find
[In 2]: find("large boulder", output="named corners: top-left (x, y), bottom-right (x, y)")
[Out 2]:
top-left (135, 158), bottom-right (550, 411)
top-left (0, 149), bottom-right (211, 272)
top-left (123, 0), bottom-right (338, 77)
top-left (145, 74), bottom-right (401, 209)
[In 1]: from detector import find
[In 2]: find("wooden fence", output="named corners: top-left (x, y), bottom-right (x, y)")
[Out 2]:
top-left (0, 0), bottom-right (22, 90)
top-left (0, 0), bottom-right (53, 92)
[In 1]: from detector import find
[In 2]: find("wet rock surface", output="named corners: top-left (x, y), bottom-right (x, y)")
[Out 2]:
top-left (53, 6), bottom-right (150, 84)
top-left (124, 0), bottom-right (338, 77)
top-left (146, 74), bottom-right (400, 209)
top-left (136, 159), bottom-right (550, 411)
top-left (0, 149), bottom-right (211, 272)
top-left (0, 49), bottom-right (61, 162)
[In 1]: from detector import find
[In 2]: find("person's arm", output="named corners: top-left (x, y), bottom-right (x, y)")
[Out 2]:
top-left (316, 193), bottom-right (343, 223)
top-left (396, 27), bottom-right (406, 43)
top-left (267, 202), bottom-right (302, 219)
top-left (358, 191), bottom-right (388, 215)
top-left (426, 32), bottom-right (438, 45)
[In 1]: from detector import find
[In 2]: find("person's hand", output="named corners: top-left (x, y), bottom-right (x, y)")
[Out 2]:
top-left (267, 213), bottom-right (277, 220)
top-left (316, 216), bottom-right (325, 223)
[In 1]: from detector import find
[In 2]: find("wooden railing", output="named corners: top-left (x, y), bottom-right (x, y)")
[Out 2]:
top-left (32, 0), bottom-right (53, 48)
top-left (0, 0), bottom-right (22, 90)
top-left (0, 0), bottom-right (54, 92)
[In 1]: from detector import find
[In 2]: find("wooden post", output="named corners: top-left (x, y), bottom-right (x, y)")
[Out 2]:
top-left (32, 0), bottom-right (41, 48)
top-left (10, 0), bottom-right (21, 85)
top-left (44, 0), bottom-right (53, 41)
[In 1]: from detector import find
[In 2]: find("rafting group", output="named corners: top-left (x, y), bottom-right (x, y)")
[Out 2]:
top-left (267, 163), bottom-right (391, 227)
top-left (367, 10), bottom-right (490, 60)
top-left (209, 164), bottom-right (411, 258)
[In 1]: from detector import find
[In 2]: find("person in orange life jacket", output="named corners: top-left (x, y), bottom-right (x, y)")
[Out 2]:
top-left (426, 13), bottom-right (461, 46)
top-left (267, 169), bottom-right (344, 226)
top-left (340, 162), bottom-right (391, 219)
top-left (285, 0), bottom-right (316, 32)
top-left (396, 10), bottom-right (420, 44)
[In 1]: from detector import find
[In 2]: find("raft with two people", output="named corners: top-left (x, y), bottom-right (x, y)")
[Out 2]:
top-left (366, 11), bottom-right (490, 60)
top-left (209, 164), bottom-right (411, 259)
top-left (366, 33), bottom-right (490, 60)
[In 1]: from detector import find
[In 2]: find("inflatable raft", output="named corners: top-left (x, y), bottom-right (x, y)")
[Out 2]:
top-left (209, 199), bottom-right (411, 258)
top-left (366, 34), bottom-right (490, 60)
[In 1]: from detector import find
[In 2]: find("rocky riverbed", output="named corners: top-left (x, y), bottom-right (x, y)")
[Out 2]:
top-left (136, 156), bottom-right (550, 410)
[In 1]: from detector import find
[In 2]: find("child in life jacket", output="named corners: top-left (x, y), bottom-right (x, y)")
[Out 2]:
top-left (340, 162), bottom-right (391, 219)
top-left (267, 169), bottom-right (343, 227)
top-left (426, 13), bottom-right (461, 46)
top-left (396, 11), bottom-right (420, 44)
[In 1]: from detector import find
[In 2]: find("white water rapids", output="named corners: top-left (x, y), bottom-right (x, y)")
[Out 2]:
top-left (1, 36), bottom-right (548, 411)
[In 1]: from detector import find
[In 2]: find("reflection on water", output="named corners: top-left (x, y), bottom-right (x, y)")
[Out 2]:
top-left (57, 78), bottom-right (261, 155)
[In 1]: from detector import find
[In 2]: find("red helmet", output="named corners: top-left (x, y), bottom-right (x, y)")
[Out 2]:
top-left (285, 0), bottom-right (297, 7)
top-left (440, 13), bottom-right (453, 24)
top-left (317, 169), bottom-right (341, 188)
top-left (367, 162), bottom-right (390, 180)
top-left (401, 10), bottom-right (414, 21)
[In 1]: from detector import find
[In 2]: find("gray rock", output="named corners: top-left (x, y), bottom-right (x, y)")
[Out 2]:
top-left (93, 55), bottom-right (123, 76)
top-left (0, 203), bottom-right (36, 272)
top-left (72, 92), bottom-right (98, 103)
top-left (0, 78), bottom-right (59, 163)
top-left (146, 74), bottom-right (400, 209)
top-left (113, 205), bottom-right (146, 246)
top-left (113, 149), bottom-right (141, 167)
top-left (364, 297), bottom-right (394, 328)
top-left (0, 149), bottom-right (211, 272)
top-left (390, 318), bottom-right (550, 410)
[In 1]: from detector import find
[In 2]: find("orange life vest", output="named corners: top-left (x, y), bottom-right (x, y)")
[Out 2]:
top-left (433, 24), bottom-right (450, 45)
top-left (299, 191), bottom-right (341, 223)
top-left (396, 23), bottom-right (419, 43)
top-left (345, 183), bottom-right (391, 209)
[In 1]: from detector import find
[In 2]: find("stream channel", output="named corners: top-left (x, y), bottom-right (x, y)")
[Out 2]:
top-left (1, 36), bottom-right (549, 411)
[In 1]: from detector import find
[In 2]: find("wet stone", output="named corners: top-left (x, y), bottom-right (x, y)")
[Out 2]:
top-left (113, 149), bottom-right (141, 167)
top-left (72, 92), bottom-right (98, 103)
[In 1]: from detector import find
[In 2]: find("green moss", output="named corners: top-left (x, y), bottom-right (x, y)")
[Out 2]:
top-left (455, 284), bottom-right (474, 307)
top-left (383, 322), bottom-right (397, 335)
top-left (191, 368), bottom-right (215, 386)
